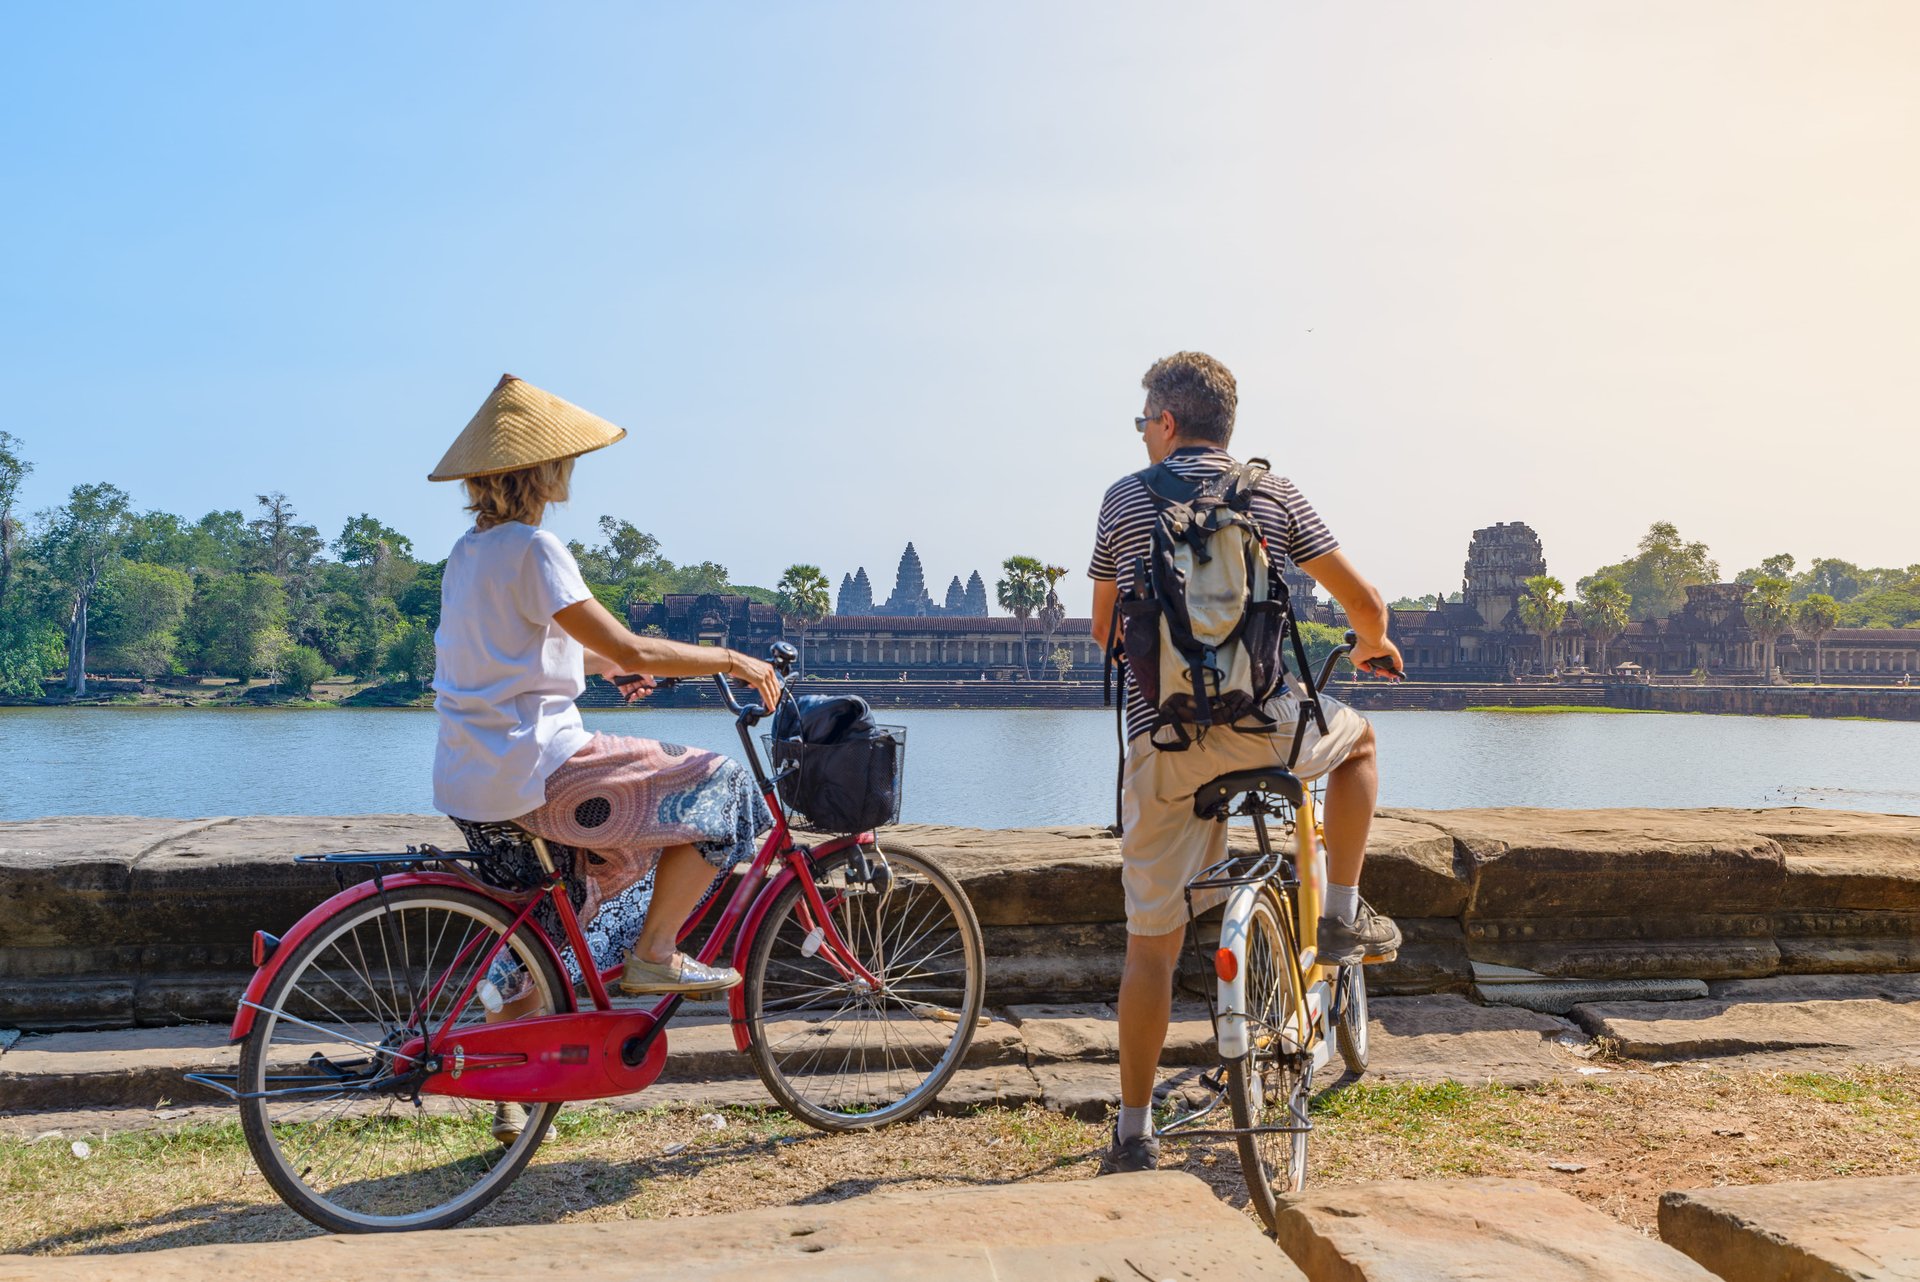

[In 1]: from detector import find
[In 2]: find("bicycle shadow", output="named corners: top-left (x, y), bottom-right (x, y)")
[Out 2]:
top-left (8, 1196), bottom-right (322, 1257)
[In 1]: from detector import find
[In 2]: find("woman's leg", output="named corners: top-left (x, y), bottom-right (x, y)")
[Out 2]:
top-left (630, 843), bottom-right (716, 966)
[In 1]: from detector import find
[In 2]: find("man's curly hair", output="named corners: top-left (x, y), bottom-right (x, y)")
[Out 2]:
top-left (1141, 351), bottom-right (1237, 445)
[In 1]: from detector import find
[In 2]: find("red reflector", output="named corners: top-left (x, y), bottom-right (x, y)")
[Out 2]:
top-left (1214, 948), bottom-right (1239, 983)
top-left (252, 931), bottom-right (280, 968)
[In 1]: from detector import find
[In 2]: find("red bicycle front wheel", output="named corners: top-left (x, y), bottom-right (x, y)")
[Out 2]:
top-left (742, 843), bottom-right (985, 1131)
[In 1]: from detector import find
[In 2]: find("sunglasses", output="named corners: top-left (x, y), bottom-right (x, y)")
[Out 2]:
top-left (1134, 412), bottom-right (1162, 434)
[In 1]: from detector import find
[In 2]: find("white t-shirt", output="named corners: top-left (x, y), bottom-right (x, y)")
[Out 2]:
top-left (431, 522), bottom-right (597, 821)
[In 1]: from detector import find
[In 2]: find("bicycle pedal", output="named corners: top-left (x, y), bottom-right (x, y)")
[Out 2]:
top-left (905, 1003), bottom-right (991, 1028)
top-left (1198, 1069), bottom-right (1227, 1093)
top-left (1361, 950), bottom-right (1398, 965)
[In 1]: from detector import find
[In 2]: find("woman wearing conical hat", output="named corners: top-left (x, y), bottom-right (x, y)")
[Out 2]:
top-left (429, 375), bottom-right (780, 1139)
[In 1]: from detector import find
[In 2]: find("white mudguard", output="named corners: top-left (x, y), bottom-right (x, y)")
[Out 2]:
top-left (1214, 882), bottom-right (1262, 1059)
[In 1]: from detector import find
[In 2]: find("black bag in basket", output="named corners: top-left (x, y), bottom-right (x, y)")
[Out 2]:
top-left (768, 695), bottom-right (904, 833)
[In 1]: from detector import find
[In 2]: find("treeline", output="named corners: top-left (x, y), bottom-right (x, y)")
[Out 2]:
top-left (0, 435), bottom-right (784, 699)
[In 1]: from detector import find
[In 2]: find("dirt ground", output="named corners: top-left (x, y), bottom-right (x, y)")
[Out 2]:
top-left (3, 1064), bottom-right (1916, 1257)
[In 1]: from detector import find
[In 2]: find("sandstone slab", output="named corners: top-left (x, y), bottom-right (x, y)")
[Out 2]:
top-left (1574, 978), bottom-right (1920, 1064)
top-left (0, 1169), bottom-right (1303, 1282)
top-left (1363, 994), bottom-right (1590, 1086)
top-left (1659, 1173), bottom-right (1920, 1281)
top-left (1275, 1176), bottom-right (1717, 1280)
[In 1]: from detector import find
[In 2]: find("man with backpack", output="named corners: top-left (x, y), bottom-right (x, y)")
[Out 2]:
top-left (1088, 350), bottom-right (1404, 1174)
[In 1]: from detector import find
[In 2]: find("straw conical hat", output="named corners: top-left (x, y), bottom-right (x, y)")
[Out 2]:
top-left (429, 374), bottom-right (627, 481)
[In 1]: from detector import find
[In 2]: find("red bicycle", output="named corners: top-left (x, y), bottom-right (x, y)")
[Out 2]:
top-left (189, 646), bottom-right (986, 1233)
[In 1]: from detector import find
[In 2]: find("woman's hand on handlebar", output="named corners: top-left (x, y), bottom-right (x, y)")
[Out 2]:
top-left (1351, 636), bottom-right (1406, 681)
top-left (726, 651), bottom-right (782, 712)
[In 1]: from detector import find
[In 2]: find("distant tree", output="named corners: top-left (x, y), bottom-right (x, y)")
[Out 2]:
top-left (1743, 576), bottom-right (1793, 683)
top-left (1798, 557), bottom-right (1866, 603)
top-left (39, 483), bottom-right (134, 695)
top-left (248, 492), bottom-right (324, 578)
top-left (668, 560), bottom-right (732, 597)
top-left (92, 561), bottom-right (193, 678)
top-left (0, 431), bottom-right (30, 613)
top-left (1389, 594), bottom-right (1439, 611)
top-left (1515, 575), bottom-right (1568, 675)
top-left (1048, 645), bottom-right (1074, 681)
top-left (184, 571), bottom-right (289, 680)
top-left (1579, 521), bottom-right (1718, 620)
top-left (775, 563), bottom-right (831, 674)
top-left (1736, 553), bottom-right (1797, 586)
top-left (278, 644), bottom-right (333, 696)
top-left (1037, 564), bottom-right (1069, 665)
top-left (334, 514), bottom-right (414, 567)
top-left (1793, 593), bottom-right (1840, 684)
top-left (1579, 578), bottom-right (1632, 673)
top-left (996, 555), bottom-right (1046, 678)
top-left (383, 619), bottom-right (437, 685)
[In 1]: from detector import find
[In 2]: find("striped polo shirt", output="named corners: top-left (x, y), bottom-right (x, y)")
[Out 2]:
top-left (1088, 446), bottom-right (1340, 741)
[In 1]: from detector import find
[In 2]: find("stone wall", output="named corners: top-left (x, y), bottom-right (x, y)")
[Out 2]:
top-left (2, 808), bottom-right (1917, 1030)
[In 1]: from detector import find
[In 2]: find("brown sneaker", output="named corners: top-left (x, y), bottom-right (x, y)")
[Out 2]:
top-left (1318, 900), bottom-right (1402, 965)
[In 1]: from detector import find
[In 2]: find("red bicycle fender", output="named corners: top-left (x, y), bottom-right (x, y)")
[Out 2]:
top-left (227, 872), bottom-right (571, 1043)
top-left (725, 861), bottom-right (808, 1052)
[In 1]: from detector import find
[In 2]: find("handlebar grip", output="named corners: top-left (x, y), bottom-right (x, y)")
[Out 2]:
top-left (1344, 630), bottom-right (1358, 646)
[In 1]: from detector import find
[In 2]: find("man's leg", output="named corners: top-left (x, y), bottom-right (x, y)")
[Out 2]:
top-left (1320, 721), bottom-right (1377, 889)
top-left (1117, 926), bottom-right (1185, 1113)
top-left (1311, 719), bottom-right (1400, 960)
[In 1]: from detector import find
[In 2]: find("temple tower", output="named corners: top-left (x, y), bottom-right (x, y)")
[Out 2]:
top-left (1462, 522), bottom-right (1547, 629)
top-left (881, 543), bottom-right (931, 615)
top-left (837, 566), bottom-right (874, 616)
top-left (944, 576), bottom-right (966, 612)
top-left (964, 571), bottom-right (989, 617)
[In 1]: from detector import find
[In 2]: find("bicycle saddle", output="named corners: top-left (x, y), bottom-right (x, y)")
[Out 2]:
top-left (1192, 767), bottom-right (1304, 819)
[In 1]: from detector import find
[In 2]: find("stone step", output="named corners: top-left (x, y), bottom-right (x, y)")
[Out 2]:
top-left (0, 1169), bottom-right (1304, 1282)
top-left (1571, 973), bottom-right (1920, 1066)
top-left (1658, 1173), bottom-right (1920, 1281)
top-left (1275, 1176), bottom-right (1719, 1280)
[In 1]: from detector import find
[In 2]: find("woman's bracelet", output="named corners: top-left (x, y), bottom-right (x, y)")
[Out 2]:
top-left (722, 653), bottom-right (736, 677)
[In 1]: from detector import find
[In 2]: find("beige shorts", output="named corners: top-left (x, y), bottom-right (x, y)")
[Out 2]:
top-left (1120, 687), bottom-right (1371, 937)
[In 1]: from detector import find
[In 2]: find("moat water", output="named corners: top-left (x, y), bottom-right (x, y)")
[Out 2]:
top-left (3, 707), bottom-right (1917, 824)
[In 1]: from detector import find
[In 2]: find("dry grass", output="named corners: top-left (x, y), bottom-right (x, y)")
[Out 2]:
top-left (3, 1066), bottom-right (1917, 1256)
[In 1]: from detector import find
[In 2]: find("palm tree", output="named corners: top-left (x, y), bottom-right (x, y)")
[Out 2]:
top-left (1515, 575), bottom-right (1568, 677)
top-left (1580, 578), bottom-right (1632, 674)
top-left (774, 564), bottom-right (831, 677)
top-left (1743, 576), bottom-right (1793, 684)
top-left (1793, 592), bottom-right (1840, 686)
top-left (996, 555), bottom-right (1046, 678)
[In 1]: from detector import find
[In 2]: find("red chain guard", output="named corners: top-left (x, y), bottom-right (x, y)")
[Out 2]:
top-left (408, 1010), bottom-right (668, 1103)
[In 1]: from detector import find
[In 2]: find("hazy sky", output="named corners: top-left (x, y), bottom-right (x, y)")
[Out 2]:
top-left (6, 3), bottom-right (1917, 615)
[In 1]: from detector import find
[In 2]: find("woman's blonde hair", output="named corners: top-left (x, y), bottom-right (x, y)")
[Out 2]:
top-left (462, 456), bottom-right (575, 530)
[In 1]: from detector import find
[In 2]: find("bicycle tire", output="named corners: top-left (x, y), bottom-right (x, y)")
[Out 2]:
top-left (1224, 891), bottom-right (1312, 1232)
top-left (1335, 961), bottom-right (1369, 1075)
top-left (237, 884), bottom-right (567, 1233)
top-left (743, 844), bottom-right (985, 1131)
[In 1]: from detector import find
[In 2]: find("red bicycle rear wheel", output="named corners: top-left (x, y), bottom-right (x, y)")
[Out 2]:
top-left (236, 885), bottom-right (567, 1233)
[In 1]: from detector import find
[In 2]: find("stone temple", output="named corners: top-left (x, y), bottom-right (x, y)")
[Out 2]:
top-left (836, 543), bottom-right (988, 618)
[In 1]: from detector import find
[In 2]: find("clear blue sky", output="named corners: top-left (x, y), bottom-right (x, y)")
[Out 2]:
top-left (7, 3), bottom-right (1919, 614)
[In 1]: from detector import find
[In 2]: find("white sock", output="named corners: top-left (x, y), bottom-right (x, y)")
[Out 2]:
top-left (1117, 1103), bottom-right (1153, 1141)
top-left (1326, 882), bottom-right (1360, 927)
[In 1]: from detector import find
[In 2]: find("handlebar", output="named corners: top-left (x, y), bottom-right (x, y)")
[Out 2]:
top-left (1323, 628), bottom-right (1403, 685)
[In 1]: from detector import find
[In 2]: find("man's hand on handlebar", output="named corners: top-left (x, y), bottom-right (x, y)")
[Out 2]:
top-left (1351, 636), bottom-right (1406, 682)
top-left (609, 673), bottom-right (660, 705)
top-left (728, 651), bottom-right (782, 713)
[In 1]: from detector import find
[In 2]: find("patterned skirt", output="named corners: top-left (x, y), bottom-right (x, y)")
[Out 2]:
top-left (473, 732), bottom-right (771, 984)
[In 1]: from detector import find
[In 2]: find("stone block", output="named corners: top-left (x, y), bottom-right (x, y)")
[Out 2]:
top-left (0, 1169), bottom-right (1304, 1282)
top-left (1572, 984), bottom-right (1920, 1063)
top-left (1364, 994), bottom-right (1589, 1086)
top-left (1391, 808), bottom-right (1787, 918)
top-left (1659, 1173), bottom-right (1920, 1282)
top-left (1275, 1176), bottom-right (1718, 1280)
top-left (1369, 917), bottom-right (1472, 994)
top-left (1464, 913), bottom-right (1779, 980)
top-left (1755, 808), bottom-right (1920, 912)
top-left (1005, 1002), bottom-right (1117, 1061)
top-left (880, 824), bottom-right (1125, 926)
top-left (1774, 910), bottom-right (1920, 973)
top-left (1354, 814), bottom-right (1471, 917)
top-left (982, 922), bottom-right (1126, 1004)
top-left (1477, 978), bottom-right (1708, 1017)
